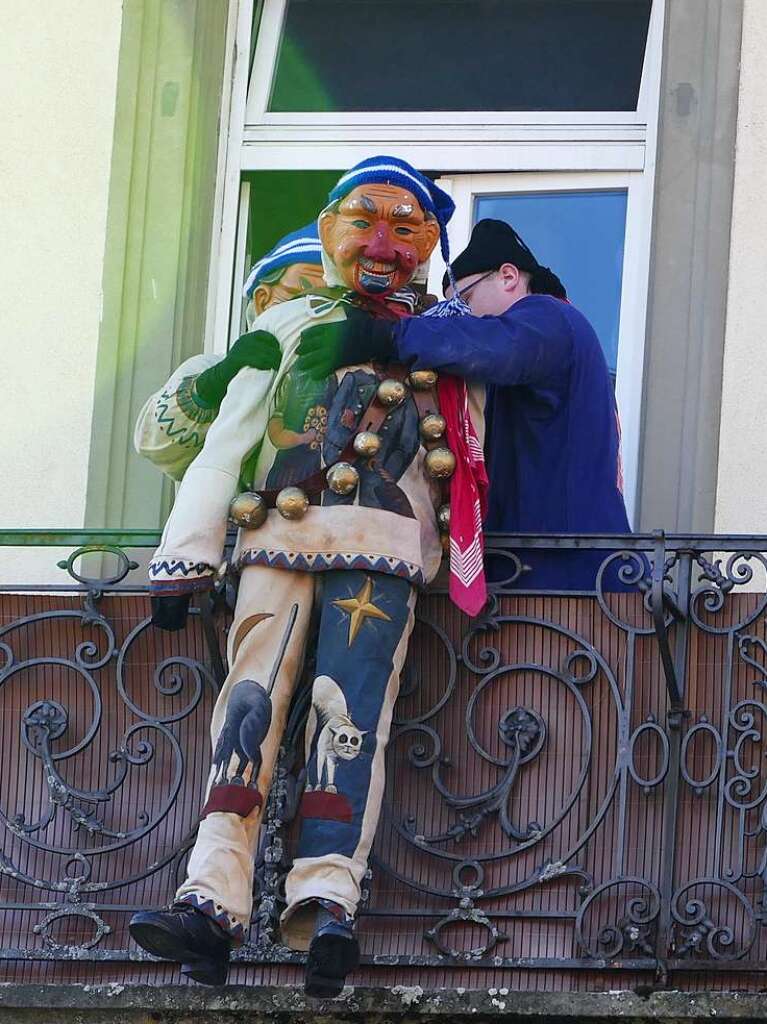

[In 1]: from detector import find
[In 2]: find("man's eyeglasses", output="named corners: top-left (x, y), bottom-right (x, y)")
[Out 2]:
top-left (455, 268), bottom-right (497, 299)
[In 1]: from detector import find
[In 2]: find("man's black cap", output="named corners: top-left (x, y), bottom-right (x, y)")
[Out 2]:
top-left (443, 218), bottom-right (566, 300)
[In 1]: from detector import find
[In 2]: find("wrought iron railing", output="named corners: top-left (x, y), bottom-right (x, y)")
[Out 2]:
top-left (2, 531), bottom-right (767, 987)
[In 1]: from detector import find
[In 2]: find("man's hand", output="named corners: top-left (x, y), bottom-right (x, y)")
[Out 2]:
top-left (295, 308), bottom-right (396, 380)
top-left (195, 330), bottom-right (281, 407)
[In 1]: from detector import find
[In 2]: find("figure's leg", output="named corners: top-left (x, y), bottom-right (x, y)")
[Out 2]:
top-left (130, 565), bottom-right (314, 982)
top-left (280, 570), bottom-right (416, 991)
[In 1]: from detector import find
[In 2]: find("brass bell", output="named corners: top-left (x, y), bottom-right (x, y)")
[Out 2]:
top-left (408, 369), bottom-right (438, 390)
top-left (276, 486), bottom-right (309, 520)
top-left (229, 492), bottom-right (268, 529)
top-left (327, 461), bottom-right (359, 496)
top-left (425, 447), bottom-right (456, 480)
top-left (437, 504), bottom-right (451, 533)
top-left (353, 430), bottom-right (381, 458)
top-left (376, 378), bottom-right (407, 408)
top-left (420, 413), bottom-right (446, 442)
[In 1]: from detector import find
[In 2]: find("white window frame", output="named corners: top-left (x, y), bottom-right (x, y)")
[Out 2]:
top-left (243, 0), bottom-right (662, 167)
top-left (206, 0), bottom-right (665, 525)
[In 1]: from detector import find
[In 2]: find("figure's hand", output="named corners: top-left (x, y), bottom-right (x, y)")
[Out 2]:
top-left (195, 330), bottom-right (281, 406)
top-left (295, 309), bottom-right (396, 380)
top-left (151, 594), bottom-right (191, 631)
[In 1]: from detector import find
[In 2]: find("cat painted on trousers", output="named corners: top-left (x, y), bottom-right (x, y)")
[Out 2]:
top-left (305, 674), bottom-right (366, 794)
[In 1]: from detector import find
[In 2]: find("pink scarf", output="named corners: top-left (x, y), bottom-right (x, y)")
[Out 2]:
top-left (438, 374), bottom-right (489, 616)
top-left (368, 293), bottom-right (490, 615)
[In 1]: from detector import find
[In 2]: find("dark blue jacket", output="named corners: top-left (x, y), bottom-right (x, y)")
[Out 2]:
top-left (394, 295), bottom-right (632, 590)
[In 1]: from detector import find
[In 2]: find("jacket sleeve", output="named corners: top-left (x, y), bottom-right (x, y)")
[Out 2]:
top-left (133, 354), bottom-right (221, 482)
top-left (394, 296), bottom-right (573, 386)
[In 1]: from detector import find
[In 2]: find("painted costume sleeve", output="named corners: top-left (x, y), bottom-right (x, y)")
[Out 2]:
top-left (394, 297), bottom-right (573, 386)
top-left (133, 354), bottom-right (221, 482)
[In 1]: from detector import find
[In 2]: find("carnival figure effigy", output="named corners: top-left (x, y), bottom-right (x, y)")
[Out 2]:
top-left (130, 157), bottom-right (489, 996)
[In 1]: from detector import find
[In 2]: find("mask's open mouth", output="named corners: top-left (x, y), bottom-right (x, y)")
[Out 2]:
top-left (357, 256), bottom-right (397, 294)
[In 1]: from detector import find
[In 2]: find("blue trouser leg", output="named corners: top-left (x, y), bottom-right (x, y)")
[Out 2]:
top-left (280, 569), bottom-right (415, 949)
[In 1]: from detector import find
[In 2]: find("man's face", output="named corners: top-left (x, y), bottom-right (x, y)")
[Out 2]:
top-left (251, 261), bottom-right (326, 316)
top-left (448, 266), bottom-right (519, 317)
top-left (319, 184), bottom-right (440, 296)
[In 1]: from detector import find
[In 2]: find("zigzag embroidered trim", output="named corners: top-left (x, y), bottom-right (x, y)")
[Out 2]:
top-left (154, 387), bottom-right (208, 449)
top-left (176, 893), bottom-right (246, 944)
top-left (238, 549), bottom-right (425, 584)
top-left (149, 559), bottom-right (214, 578)
top-left (148, 560), bottom-right (215, 595)
top-left (175, 375), bottom-right (218, 425)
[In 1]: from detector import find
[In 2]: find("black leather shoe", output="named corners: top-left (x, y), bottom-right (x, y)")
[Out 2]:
top-left (129, 903), bottom-right (232, 985)
top-left (305, 902), bottom-right (359, 998)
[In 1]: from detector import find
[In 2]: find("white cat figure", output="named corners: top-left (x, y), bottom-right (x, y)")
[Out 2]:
top-left (304, 675), bottom-right (366, 794)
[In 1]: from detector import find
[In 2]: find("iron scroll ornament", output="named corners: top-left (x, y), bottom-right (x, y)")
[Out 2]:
top-left (382, 611), bottom-right (621, 869)
top-left (5, 536), bottom-right (767, 977)
top-left (0, 546), bottom-right (219, 961)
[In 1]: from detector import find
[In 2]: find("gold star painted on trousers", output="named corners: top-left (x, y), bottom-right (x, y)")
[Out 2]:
top-left (333, 576), bottom-right (391, 646)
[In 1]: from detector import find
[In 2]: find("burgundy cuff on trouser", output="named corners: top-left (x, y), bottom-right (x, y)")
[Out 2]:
top-left (201, 784), bottom-right (263, 819)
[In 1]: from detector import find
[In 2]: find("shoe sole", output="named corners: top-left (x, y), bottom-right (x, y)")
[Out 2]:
top-left (129, 919), bottom-right (229, 986)
top-left (305, 932), bottom-right (360, 998)
top-left (182, 959), bottom-right (229, 986)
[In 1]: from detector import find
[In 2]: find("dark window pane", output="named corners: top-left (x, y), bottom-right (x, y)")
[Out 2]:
top-left (475, 190), bottom-right (627, 373)
top-left (245, 170), bottom-right (341, 260)
top-left (268, 0), bottom-right (652, 113)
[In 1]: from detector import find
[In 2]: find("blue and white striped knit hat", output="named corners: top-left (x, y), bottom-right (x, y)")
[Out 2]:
top-left (327, 156), bottom-right (456, 269)
top-left (243, 222), bottom-right (323, 299)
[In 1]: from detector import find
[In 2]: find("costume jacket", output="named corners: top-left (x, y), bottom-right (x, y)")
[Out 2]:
top-left (139, 293), bottom-right (467, 593)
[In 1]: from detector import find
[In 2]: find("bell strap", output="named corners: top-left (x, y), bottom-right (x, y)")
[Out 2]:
top-left (253, 367), bottom-right (439, 508)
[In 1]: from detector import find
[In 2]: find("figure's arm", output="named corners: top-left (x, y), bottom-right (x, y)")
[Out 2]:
top-left (193, 330), bottom-right (281, 406)
top-left (295, 298), bottom-right (572, 387)
top-left (134, 354), bottom-right (221, 482)
top-left (134, 331), bottom-right (282, 482)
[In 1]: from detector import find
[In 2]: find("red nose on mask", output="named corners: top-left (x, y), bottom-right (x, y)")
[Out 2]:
top-left (363, 223), bottom-right (398, 263)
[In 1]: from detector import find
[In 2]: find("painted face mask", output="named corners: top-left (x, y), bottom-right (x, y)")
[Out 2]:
top-left (319, 183), bottom-right (441, 297)
top-left (250, 261), bottom-right (327, 317)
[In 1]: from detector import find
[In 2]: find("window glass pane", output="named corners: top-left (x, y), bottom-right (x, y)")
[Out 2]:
top-left (268, 0), bottom-right (651, 113)
top-left (475, 190), bottom-right (627, 375)
top-left (245, 169), bottom-right (340, 263)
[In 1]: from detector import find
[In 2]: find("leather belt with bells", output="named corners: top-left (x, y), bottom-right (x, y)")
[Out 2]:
top-left (252, 363), bottom-right (440, 508)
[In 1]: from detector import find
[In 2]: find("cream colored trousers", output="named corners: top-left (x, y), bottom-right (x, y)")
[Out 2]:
top-left (175, 563), bottom-right (415, 950)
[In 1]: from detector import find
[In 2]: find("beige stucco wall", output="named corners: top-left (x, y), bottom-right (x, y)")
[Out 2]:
top-left (0, 1), bottom-right (123, 582)
top-left (715, 0), bottom-right (767, 537)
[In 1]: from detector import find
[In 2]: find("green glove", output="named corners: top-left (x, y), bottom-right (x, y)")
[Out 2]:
top-left (195, 330), bottom-right (281, 407)
top-left (295, 308), bottom-right (396, 380)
